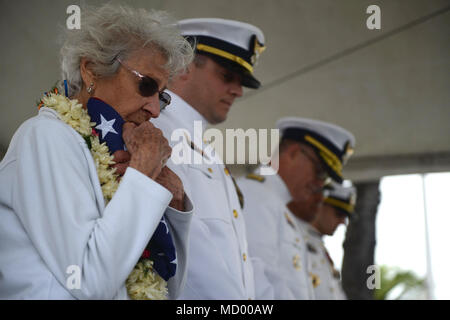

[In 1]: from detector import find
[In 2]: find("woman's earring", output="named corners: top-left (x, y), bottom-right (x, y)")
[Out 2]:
top-left (87, 82), bottom-right (94, 94)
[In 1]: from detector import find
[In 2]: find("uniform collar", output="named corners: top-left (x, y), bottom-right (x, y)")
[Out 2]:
top-left (261, 172), bottom-right (293, 205)
top-left (164, 90), bottom-right (208, 141)
top-left (306, 222), bottom-right (323, 239)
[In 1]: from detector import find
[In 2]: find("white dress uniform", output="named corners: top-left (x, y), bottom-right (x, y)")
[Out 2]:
top-left (0, 107), bottom-right (193, 299)
top-left (238, 171), bottom-right (315, 299)
top-left (152, 92), bottom-right (272, 299)
top-left (302, 180), bottom-right (356, 300)
top-left (302, 224), bottom-right (347, 300)
top-left (293, 215), bottom-right (346, 299)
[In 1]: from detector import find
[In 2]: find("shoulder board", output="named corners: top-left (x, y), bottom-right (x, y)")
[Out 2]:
top-left (246, 173), bottom-right (266, 183)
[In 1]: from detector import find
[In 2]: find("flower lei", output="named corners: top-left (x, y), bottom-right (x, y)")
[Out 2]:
top-left (38, 87), bottom-right (168, 300)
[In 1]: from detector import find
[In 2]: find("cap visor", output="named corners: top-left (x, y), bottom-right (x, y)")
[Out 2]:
top-left (199, 52), bottom-right (261, 89)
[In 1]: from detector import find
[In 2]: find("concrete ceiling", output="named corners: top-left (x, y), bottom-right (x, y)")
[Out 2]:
top-left (1, 0), bottom-right (449, 181)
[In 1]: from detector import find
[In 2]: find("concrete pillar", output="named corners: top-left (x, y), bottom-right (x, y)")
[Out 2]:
top-left (342, 180), bottom-right (380, 299)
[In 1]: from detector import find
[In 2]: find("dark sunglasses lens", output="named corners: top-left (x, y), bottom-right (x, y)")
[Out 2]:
top-left (159, 92), bottom-right (171, 110)
top-left (138, 76), bottom-right (159, 97)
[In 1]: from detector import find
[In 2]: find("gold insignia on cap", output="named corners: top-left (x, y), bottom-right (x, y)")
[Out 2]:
top-left (349, 192), bottom-right (357, 208)
top-left (310, 273), bottom-right (321, 288)
top-left (342, 141), bottom-right (354, 164)
top-left (251, 37), bottom-right (266, 65)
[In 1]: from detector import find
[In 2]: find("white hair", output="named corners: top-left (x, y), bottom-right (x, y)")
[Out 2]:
top-left (59, 4), bottom-right (193, 97)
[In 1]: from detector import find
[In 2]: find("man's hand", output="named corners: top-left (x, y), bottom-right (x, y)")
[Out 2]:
top-left (155, 167), bottom-right (185, 211)
top-left (122, 121), bottom-right (171, 179)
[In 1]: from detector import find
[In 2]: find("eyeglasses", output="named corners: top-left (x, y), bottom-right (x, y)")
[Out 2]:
top-left (116, 58), bottom-right (171, 111)
top-left (299, 147), bottom-right (330, 183)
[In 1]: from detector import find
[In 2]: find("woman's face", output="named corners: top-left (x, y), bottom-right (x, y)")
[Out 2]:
top-left (93, 48), bottom-right (169, 125)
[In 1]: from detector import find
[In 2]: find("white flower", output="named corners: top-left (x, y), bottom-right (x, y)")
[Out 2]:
top-left (126, 260), bottom-right (168, 300)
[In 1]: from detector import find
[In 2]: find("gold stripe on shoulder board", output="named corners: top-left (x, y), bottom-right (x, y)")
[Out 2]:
top-left (245, 173), bottom-right (265, 182)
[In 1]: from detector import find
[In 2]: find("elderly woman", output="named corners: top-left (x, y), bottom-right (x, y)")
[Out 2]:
top-left (0, 4), bottom-right (194, 299)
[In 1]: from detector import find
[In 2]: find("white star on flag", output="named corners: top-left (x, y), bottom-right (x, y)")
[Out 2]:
top-left (170, 257), bottom-right (177, 265)
top-left (95, 114), bottom-right (118, 139)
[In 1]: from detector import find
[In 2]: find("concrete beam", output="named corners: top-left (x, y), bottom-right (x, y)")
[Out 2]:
top-left (228, 152), bottom-right (450, 182)
top-left (343, 152), bottom-right (450, 182)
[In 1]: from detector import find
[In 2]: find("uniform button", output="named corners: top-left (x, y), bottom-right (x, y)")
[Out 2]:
top-left (224, 168), bottom-right (230, 176)
top-left (310, 273), bottom-right (321, 288)
top-left (295, 238), bottom-right (300, 243)
top-left (243, 253), bottom-right (247, 261)
top-left (293, 254), bottom-right (301, 270)
top-left (233, 209), bottom-right (238, 218)
top-left (208, 168), bottom-right (213, 173)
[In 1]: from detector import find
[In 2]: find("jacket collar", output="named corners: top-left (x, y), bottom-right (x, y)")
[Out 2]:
top-left (164, 90), bottom-right (208, 142)
top-left (261, 171), bottom-right (293, 205)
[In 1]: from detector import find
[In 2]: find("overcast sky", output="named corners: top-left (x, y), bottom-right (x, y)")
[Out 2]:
top-left (324, 172), bottom-right (450, 300)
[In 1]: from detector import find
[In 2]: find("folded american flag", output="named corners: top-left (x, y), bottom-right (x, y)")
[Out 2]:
top-left (87, 97), bottom-right (177, 281)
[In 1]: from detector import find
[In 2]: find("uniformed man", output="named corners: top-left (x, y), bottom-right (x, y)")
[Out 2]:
top-left (307, 181), bottom-right (357, 300)
top-left (152, 18), bottom-right (272, 299)
top-left (238, 117), bottom-right (355, 299)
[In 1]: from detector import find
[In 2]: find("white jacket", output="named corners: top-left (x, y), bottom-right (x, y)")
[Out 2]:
top-left (301, 222), bottom-right (347, 300)
top-left (238, 171), bottom-right (315, 299)
top-left (152, 91), bottom-right (273, 299)
top-left (0, 107), bottom-right (193, 299)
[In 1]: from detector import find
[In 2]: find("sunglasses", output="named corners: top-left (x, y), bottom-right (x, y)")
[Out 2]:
top-left (299, 147), bottom-right (330, 183)
top-left (116, 58), bottom-right (171, 110)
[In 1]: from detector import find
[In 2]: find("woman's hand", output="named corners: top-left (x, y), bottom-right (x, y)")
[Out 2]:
top-left (122, 121), bottom-right (171, 179)
top-left (111, 150), bottom-right (131, 179)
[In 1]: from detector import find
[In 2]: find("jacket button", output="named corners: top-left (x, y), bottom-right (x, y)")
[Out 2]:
top-left (208, 168), bottom-right (213, 173)
top-left (293, 254), bottom-right (301, 270)
top-left (224, 168), bottom-right (230, 176)
top-left (243, 253), bottom-right (247, 261)
top-left (233, 209), bottom-right (238, 218)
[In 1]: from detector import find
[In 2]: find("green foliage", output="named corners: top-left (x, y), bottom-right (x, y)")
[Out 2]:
top-left (374, 265), bottom-right (427, 300)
